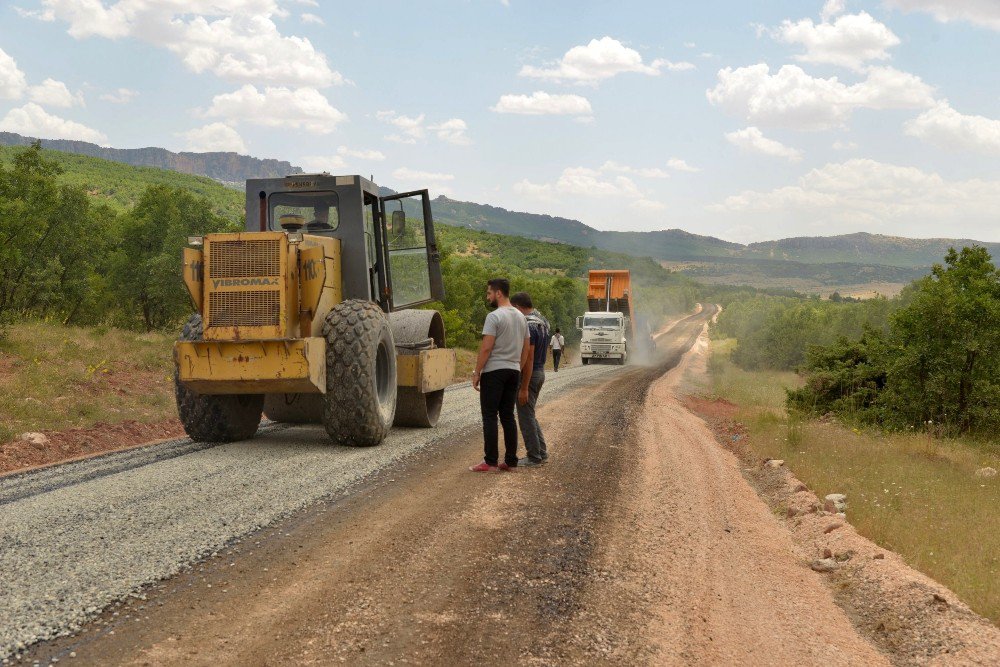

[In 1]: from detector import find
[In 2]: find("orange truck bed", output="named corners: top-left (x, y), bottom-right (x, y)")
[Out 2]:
top-left (586, 270), bottom-right (636, 337)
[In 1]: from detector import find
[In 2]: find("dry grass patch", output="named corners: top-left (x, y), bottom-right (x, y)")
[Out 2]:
top-left (0, 321), bottom-right (177, 444)
top-left (707, 338), bottom-right (1000, 624)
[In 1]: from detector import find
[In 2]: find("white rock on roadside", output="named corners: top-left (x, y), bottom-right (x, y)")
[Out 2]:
top-left (19, 432), bottom-right (49, 447)
top-left (824, 493), bottom-right (847, 513)
top-left (764, 459), bottom-right (785, 469)
top-left (974, 467), bottom-right (997, 479)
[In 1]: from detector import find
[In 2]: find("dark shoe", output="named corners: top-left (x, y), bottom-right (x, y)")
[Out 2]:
top-left (518, 457), bottom-right (545, 467)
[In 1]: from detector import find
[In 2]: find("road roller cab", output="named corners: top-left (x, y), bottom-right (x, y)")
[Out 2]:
top-left (173, 173), bottom-right (456, 446)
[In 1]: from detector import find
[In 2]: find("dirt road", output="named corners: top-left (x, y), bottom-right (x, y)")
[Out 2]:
top-left (11, 305), bottom-right (899, 666)
top-left (15, 306), bottom-right (997, 665)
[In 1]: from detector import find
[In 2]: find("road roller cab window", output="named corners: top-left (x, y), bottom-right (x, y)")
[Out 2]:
top-left (270, 191), bottom-right (340, 234)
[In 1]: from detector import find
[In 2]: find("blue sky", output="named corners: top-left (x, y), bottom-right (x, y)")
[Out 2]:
top-left (2, 1), bottom-right (1000, 243)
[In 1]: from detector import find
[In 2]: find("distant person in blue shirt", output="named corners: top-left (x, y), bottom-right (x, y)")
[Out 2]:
top-left (510, 291), bottom-right (551, 467)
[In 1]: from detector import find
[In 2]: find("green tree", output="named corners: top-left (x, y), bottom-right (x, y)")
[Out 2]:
top-left (0, 142), bottom-right (112, 323)
top-left (109, 185), bottom-right (237, 330)
top-left (881, 246), bottom-right (1000, 433)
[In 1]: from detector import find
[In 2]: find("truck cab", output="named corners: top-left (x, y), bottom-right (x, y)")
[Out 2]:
top-left (577, 311), bottom-right (629, 365)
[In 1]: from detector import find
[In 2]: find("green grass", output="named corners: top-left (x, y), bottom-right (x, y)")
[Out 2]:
top-left (0, 320), bottom-right (178, 443)
top-left (708, 339), bottom-right (1000, 624)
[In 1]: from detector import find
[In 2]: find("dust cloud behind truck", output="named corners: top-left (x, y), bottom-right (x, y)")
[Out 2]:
top-left (576, 270), bottom-right (652, 365)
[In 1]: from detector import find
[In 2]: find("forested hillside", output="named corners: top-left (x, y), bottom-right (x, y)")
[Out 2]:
top-left (0, 145), bottom-right (245, 222)
top-left (0, 132), bottom-right (300, 182)
top-left (0, 143), bottom-right (696, 348)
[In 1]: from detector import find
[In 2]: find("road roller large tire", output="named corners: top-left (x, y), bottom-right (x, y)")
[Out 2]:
top-left (388, 309), bottom-right (447, 428)
top-left (321, 300), bottom-right (397, 446)
top-left (263, 393), bottom-right (324, 423)
top-left (174, 314), bottom-right (264, 442)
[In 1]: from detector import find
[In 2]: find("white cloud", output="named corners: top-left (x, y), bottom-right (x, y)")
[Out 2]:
top-left (726, 126), bottom-right (803, 161)
top-left (40, 1), bottom-right (342, 88)
top-left (0, 102), bottom-right (107, 143)
top-left (518, 36), bottom-right (693, 84)
top-left (491, 91), bottom-right (593, 116)
top-left (513, 179), bottom-right (557, 201)
top-left (822, 0), bottom-right (846, 21)
top-left (710, 158), bottom-right (1000, 237)
top-left (179, 122), bottom-right (247, 153)
top-left (299, 155), bottom-right (346, 172)
top-left (0, 47), bottom-right (28, 99)
top-left (904, 100), bottom-right (1000, 154)
top-left (28, 78), bottom-right (84, 108)
top-left (832, 139), bottom-right (858, 150)
top-left (707, 63), bottom-right (934, 130)
top-left (99, 87), bottom-right (138, 104)
top-left (377, 111), bottom-right (425, 144)
top-left (392, 167), bottom-right (454, 183)
top-left (515, 166), bottom-right (650, 204)
top-left (338, 146), bottom-right (385, 161)
top-left (429, 118), bottom-right (471, 145)
top-left (600, 160), bottom-right (670, 179)
top-left (300, 12), bottom-right (323, 25)
top-left (667, 158), bottom-right (701, 173)
top-left (632, 198), bottom-right (666, 212)
top-left (376, 112), bottom-right (471, 145)
top-left (885, 1), bottom-right (1000, 31)
top-left (772, 12), bottom-right (900, 71)
top-left (203, 84), bottom-right (346, 133)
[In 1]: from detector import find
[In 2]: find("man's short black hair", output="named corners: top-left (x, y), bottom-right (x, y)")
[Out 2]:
top-left (554, 327), bottom-right (561, 333)
top-left (487, 278), bottom-right (510, 297)
top-left (510, 292), bottom-right (533, 309)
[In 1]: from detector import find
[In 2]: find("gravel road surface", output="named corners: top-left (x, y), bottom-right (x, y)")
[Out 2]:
top-left (0, 357), bottom-right (622, 659)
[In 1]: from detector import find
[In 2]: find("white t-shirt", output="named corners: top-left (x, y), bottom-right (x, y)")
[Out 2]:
top-left (482, 306), bottom-right (528, 373)
top-left (550, 333), bottom-right (565, 350)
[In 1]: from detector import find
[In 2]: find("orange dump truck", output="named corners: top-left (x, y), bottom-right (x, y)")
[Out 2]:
top-left (576, 270), bottom-right (641, 365)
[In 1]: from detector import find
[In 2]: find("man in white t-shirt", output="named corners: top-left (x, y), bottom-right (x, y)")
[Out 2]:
top-left (549, 327), bottom-right (566, 372)
top-left (470, 278), bottom-right (530, 472)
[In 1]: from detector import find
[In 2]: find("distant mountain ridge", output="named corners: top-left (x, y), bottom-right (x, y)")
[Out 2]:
top-left (432, 197), bottom-right (998, 269)
top-left (0, 132), bottom-right (301, 183)
top-left (5, 133), bottom-right (996, 272)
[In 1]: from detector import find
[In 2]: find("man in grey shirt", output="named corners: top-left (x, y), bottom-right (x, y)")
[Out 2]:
top-left (470, 278), bottom-right (530, 472)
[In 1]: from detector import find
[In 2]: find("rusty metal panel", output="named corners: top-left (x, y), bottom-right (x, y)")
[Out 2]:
top-left (182, 247), bottom-right (204, 310)
top-left (175, 338), bottom-right (326, 395)
top-left (396, 348), bottom-right (456, 393)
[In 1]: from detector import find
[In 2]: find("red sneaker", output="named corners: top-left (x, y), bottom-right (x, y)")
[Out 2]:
top-left (497, 462), bottom-right (515, 471)
top-left (469, 461), bottom-right (498, 472)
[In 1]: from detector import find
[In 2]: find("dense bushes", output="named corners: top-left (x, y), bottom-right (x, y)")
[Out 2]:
top-left (0, 144), bottom-right (236, 330)
top-left (789, 247), bottom-right (1000, 435)
top-left (712, 294), bottom-right (894, 370)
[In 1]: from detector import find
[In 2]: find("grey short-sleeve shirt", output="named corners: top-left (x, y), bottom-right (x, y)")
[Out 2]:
top-left (482, 306), bottom-right (528, 373)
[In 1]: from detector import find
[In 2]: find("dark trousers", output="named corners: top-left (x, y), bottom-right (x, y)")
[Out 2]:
top-left (516, 369), bottom-right (547, 462)
top-left (480, 368), bottom-right (520, 466)
top-left (552, 349), bottom-right (562, 371)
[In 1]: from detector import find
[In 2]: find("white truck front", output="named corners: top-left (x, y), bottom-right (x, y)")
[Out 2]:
top-left (576, 312), bottom-right (628, 365)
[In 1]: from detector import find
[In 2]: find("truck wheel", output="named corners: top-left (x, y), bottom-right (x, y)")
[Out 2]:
top-left (618, 352), bottom-right (628, 366)
top-left (321, 300), bottom-right (397, 446)
top-left (582, 357), bottom-right (589, 366)
top-left (174, 314), bottom-right (264, 442)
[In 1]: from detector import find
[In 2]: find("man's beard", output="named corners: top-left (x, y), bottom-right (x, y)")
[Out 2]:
top-left (487, 297), bottom-right (498, 309)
